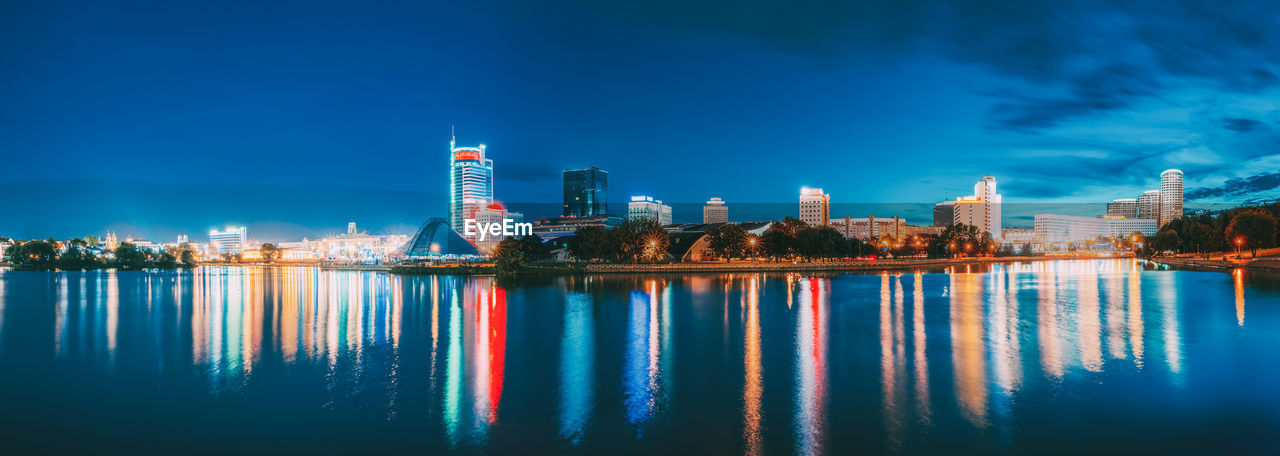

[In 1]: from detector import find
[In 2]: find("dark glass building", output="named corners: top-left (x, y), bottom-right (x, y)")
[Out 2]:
top-left (563, 167), bottom-right (608, 217)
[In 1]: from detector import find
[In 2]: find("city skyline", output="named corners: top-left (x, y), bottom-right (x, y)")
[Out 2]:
top-left (5, 2), bottom-right (1280, 240)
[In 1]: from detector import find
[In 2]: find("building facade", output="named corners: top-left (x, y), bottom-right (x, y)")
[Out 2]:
top-left (1034, 214), bottom-right (1157, 246)
top-left (799, 187), bottom-right (830, 227)
top-left (628, 195), bottom-right (672, 225)
top-left (563, 167), bottom-right (608, 217)
top-left (1106, 198), bottom-right (1139, 219)
top-left (1138, 190), bottom-right (1161, 220)
top-left (972, 176), bottom-right (1002, 238)
top-left (448, 135), bottom-right (494, 233)
top-left (703, 197), bottom-right (728, 224)
top-left (933, 200), bottom-right (955, 227)
top-left (952, 197), bottom-right (988, 234)
top-left (1160, 169), bottom-right (1183, 227)
top-left (210, 227), bottom-right (247, 254)
top-left (830, 216), bottom-right (906, 240)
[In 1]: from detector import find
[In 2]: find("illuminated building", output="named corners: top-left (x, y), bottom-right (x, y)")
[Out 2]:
top-left (952, 197), bottom-right (987, 231)
top-left (209, 227), bottom-right (247, 254)
top-left (104, 231), bottom-right (118, 249)
top-left (933, 200), bottom-right (956, 226)
top-left (703, 197), bottom-right (728, 224)
top-left (1034, 214), bottom-right (1157, 247)
top-left (830, 216), bottom-right (905, 240)
top-left (563, 167), bottom-right (608, 217)
top-left (402, 218), bottom-right (481, 260)
top-left (1106, 198), bottom-right (1138, 219)
top-left (471, 203), bottom-right (525, 254)
top-left (1138, 190), bottom-right (1161, 220)
top-left (449, 132), bottom-right (494, 233)
top-left (531, 215), bottom-right (623, 240)
top-left (1160, 169), bottom-right (1183, 227)
top-left (276, 222), bottom-right (409, 262)
top-left (1001, 228), bottom-right (1036, 248)
top-left (799, 187), bottom-right (830, 227)
top-left (176, 234), bottom-right (189, 244)
top-left (628, 195), bottom-right (672, 225)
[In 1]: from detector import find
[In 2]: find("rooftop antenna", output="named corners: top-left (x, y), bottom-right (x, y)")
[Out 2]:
top-left (450, 124), bottom-right (455, 150)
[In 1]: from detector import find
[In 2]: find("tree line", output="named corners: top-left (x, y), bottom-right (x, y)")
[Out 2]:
top-left (1144, 202), bottom-right (1280, 258)
top-left (3, 239), bottom-right (197, 271)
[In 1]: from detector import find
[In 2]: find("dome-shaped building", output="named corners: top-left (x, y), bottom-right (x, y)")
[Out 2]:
top-left (401, 218), bottom-right (481, 260)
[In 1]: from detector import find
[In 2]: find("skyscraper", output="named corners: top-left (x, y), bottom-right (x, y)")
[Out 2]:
top-left (1138, 190), bottom-right (1161, 220)
top-left (563, 167), bottom-right (608, 217)
top-left (703, 197), bottom-right (728, 223)
top-left (448, 133), bottom-right (494, 233)
top-left (799, 187), bottom-right (830, 227)
top-left (1160, 169), bottom-right (1184, 227)
top-left (628, 195), bottom-right (672, 225)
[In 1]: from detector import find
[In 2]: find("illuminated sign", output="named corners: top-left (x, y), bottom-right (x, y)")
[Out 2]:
top-left (453, 151), bottom-right (481, 161)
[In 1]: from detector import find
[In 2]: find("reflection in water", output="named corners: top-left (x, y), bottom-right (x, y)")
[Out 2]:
top-left (795, 277), bottom-right (828, 456)
top-left (560, 292), bottom-right (594, 445)
top-left (1077, 266), bottom-right (1102, 372)
top-left (1038, 263), bottom-right (1063, 379)
top-left (1161, 274), bottom-right (1183, 380)
top-left (624, 280), bottom-right (670, 434)
top-left (1235, 269), bottom-right (1246, 326)
top-left (1105, 266), bottom-right (1127, 361)
top-left (10, 259), bottom-right (1268, 453)
top-left (1128, 264), bottom-right (1145, 369)
top-left (743, 277), bottom-right (763, 456)
top-left (951, 271), bottom-right (987, 428)
top-left (912, 272), bottom-right (931, 426)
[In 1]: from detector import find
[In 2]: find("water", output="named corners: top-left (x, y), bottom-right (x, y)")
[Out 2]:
top-left (1, 260), bottom-right (1279, 454)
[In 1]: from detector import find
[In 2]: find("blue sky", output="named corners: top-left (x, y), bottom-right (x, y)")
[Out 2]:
top-left (3, 1), bottom-right (1280, 240)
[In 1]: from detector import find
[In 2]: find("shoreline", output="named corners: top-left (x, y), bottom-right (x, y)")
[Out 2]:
top-left (1149, 256), bottom-right (1280, 274)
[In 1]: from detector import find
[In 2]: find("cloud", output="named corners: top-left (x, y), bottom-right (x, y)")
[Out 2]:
top-left (1186, 171), bottom-right (1280, 200)
top-left (553, 0), bottom-right (1280, 132)
top-left (1222, 117), bottom-right (1264, 132)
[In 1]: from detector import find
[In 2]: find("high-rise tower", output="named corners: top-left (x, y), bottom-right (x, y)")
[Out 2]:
top-left (1159, 169), bottom-right (1183, 227)
top-left (448, 131), bottom-right (494, 233)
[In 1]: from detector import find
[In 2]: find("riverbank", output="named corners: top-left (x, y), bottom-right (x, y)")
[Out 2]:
top-left (380, 254), bottom-right (1130, 276)
top-left (1150, 256), bottom-right (1280, 273)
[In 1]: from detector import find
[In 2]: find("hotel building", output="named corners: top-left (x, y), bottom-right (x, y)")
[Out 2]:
top-left (1160, 169), bottom-right (1184, 227)
top-left (449, 134), bottom-right (494, 234)
top-left (703, 197), bottom-right (728, 224)
top-left (210, 227), bottom-right (247, 254)
top-left (563, 167), bottom-right (608, 217)
top-left (628, 195), bottom-right (673, 225)
top-left (799, 187), bottom-right (830, 227)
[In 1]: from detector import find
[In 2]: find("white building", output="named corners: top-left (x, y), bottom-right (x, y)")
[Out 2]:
top-left (1138, 190), bottom-right (1161, 220)
top-left (952, 197), bottom-right (988, 234)
top-left (210, 227), bottom-right (247, 254)
top-left (1160, 169), bottom-right (1183, 227)
top-left (1034, 214), bottom-right (1157, 246)
top-left (628, 195), bottom-right (672, 225)
top-left (830, 216), bottom-right (905, 240)
top-left (799, 187), bottom-right (830, 227)
top-left (703, 197), bottom-right (728, 224)
top-left (449, 133), bottom-right (494, 234)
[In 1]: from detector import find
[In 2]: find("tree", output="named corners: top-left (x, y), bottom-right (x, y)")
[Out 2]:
top-left (56, 240), bottom-right (102, 270)
top-left (796, 226), bottom-right (845, 261)
top-left (1152, 229), bottom-right (1181, 254)
top-left (113, 243), bottom-right (150, 270)
top-left (491, 237), bottom-right (524, 272)
top-left (84, 235), bottom-right (100, 248)
top-left (517, 234), bottom-right (552, 263)
top-left (180, 249), bottom-right (198, 268)
top-left (706, 224), bottom-right (747, 262)
top-left (1226, 210), bottom-right (1278, 258)
top-left (567, 226), bottom-right (610, 261)
top-left (261, 243), bottom-right (281, 263)
top-left (3, 240), bottom-right (58, 270)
